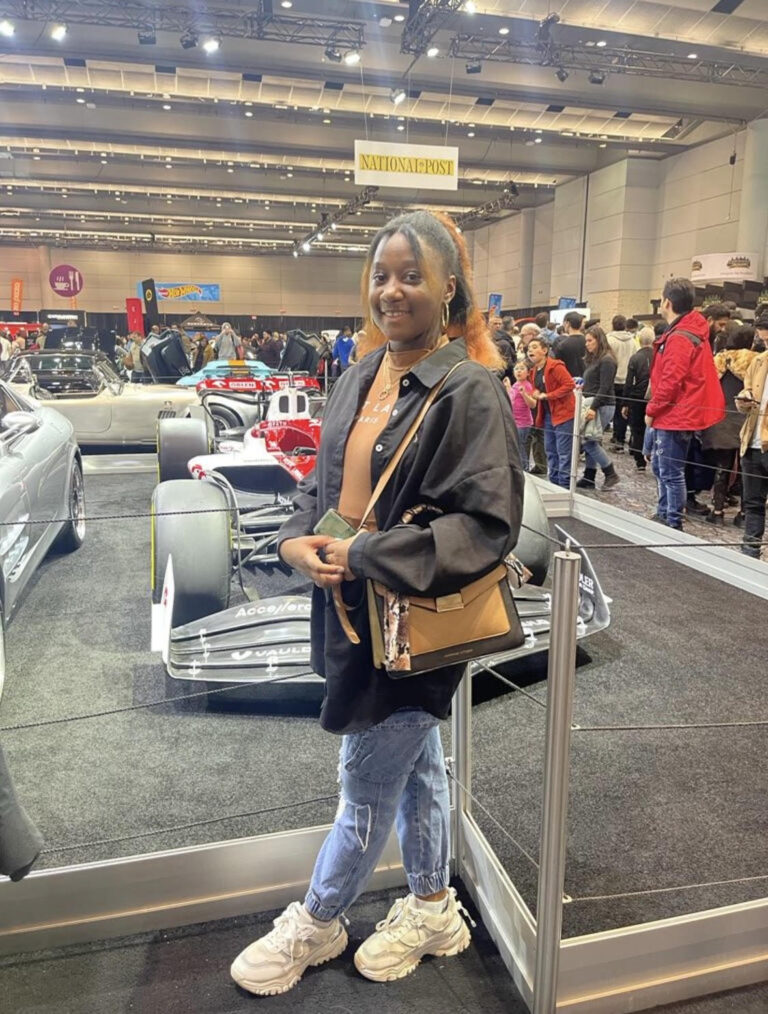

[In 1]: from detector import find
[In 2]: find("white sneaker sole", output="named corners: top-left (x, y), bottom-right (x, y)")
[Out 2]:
top-left (354, 920), bottom-right (471, 983)
top-left (231, 927), bottom-right (348, 996)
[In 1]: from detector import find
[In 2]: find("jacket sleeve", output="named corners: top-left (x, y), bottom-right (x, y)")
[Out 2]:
top-left (591, 359), bottom-right (617, 410)
top-left (735, 357), bottom-right (757, 414)
top-left (624, 355), bottom-right (637, 399)
top-left (546, 361), bottom-right (575, 405)
top-left (275, 471), bottom-right (319, 555)
top-left (646, 334), bottom-right (693, 420)
top-left (348, 369), bottom-right (525, 598)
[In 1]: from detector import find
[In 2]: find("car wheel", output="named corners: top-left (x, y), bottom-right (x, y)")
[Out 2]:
top-left (157, 418), bottom-right (210, 482)
top-left (512, 473), bottom-right (552, 587)
top-left (151, 480), bottom-right (231, 627)
top-left (209, 404), bottom-right (242, 437)
top-left (53, 458), bottom-right (86, 553)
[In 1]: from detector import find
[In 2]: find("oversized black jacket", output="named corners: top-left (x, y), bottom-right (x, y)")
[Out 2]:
top-left (582, 356), bottom-right (617, 411)
top-left (277, 337), bottom-right (525, 734)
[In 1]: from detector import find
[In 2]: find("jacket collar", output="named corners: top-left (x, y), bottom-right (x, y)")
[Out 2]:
top-left (355, 337), bottom-right (468, 390)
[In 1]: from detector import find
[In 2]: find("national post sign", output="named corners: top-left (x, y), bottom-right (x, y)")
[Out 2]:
top-left (354, 140), bottom-right (459, 191)
top-left (136, 282), bottom-right (221, 302)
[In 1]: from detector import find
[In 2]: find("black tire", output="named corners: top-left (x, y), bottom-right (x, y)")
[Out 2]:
top-left (52, 458), bottom-right (85, 553)
top-left (512, 473), bottom-right (552, 587)
top-left (209, 403), bottom-right (242, 437)
top-left (157, 418), bottom-right (210, 482)
top-left (151, 480), bottom-right (231, 627)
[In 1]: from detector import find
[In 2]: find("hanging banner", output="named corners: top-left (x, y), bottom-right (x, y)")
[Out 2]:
top-left (141, 278), bottom-right (160, 324)
top-left (125, 297), bottom-right (145, 335)
top-left (10, 278), bottom-right (23, 314)
top-left (49, 264), bottom-right (84, 297)
top-left (691, 252), bottom-right (760, 283)
top-left (136, 281), bottom-right (221, 302)
top-left (354, 140), bottom-right (459, 191)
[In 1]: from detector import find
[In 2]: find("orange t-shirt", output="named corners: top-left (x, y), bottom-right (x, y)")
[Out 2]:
top-left (338, 347), bottom-right (429, 530)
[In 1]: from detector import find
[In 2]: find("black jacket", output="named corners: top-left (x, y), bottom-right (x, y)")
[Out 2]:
top-left (582, 356), bottom-right (617, 410)
top-left (277, 338), bottom-right (525, 734)
top-left (623, 346), bottom-right (653, 404)
top-left (493, 331), bottom-right (516, 380)
top-left (553, 333), bottom-right (586, 378)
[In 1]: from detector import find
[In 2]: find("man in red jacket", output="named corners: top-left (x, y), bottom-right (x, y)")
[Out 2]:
top-left (528, 337), bottom-right (576, 488)
top-left (646, 278), bottom-right (726, 529)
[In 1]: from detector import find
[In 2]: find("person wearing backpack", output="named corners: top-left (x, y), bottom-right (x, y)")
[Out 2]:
top-left (645, 278), bottom-right (725, 530)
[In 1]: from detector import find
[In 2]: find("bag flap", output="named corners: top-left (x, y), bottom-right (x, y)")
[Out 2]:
top-left (373, 564), bottom-right (507, 613)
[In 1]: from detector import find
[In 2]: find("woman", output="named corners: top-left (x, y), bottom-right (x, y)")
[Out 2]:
top-left (230, 211), bottom-right (524, 995)
top-left (527, 336), bottom-right (575, 488)
top-left (576, 325), bottom-right (620, 490)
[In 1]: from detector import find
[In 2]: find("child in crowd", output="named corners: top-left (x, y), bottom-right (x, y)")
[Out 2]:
top-left (505, 361), bottom-right (537, 471)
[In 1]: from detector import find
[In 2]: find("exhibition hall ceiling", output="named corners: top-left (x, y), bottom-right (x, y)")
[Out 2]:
top-left (0, 0), bottom-right (766, 256)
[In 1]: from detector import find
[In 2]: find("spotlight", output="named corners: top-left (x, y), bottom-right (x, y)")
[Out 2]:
top-left (202, 36), bottom-right (220, 53)
top-left (427, 46), bottom-right (439, 57)
top-left (537, 12), bottom-right (560, 43)
top-left (51, 23), bottom-right (67, 41)
top-left (325, 45), bottom-right (342, 62)
top-left (302, 240), bottom-right (311, 252)
top-left (317, 231), bottom-right (324, 241)
top-left (556, 67), bottom-right (569, 82)
top-left (344, 49), bottom-right (361, 65)
top-left (292, 248), bottom-right (299, 257)
top-left (180, 29), bottom-right (198, 49)
top-left (465, 59), bottom-right (482, 74)
top-left (394, 13), bottom-right (405, 22)
top-left (596, 39), bottom-right (607, 47)
top-left (331, 222), bottom-right (337, 230)
top-left (0, 19), bottom-right (15, 37)
top-left (498, 27), bottom-right (510, 35)
top-left (282, 0), bottom-right (293, 6)
top-left (390, 86), bottom-right (407, 106)
top-left (137, 26), bottom-right (157, 45)
top-left (464, 0), bottom-right (477, 12)
top-left (588, 70), bottom-right (606, 85)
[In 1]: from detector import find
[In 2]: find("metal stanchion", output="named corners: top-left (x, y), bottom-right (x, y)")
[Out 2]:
top-left (568, 388), bottom-right (583, 501)
top-left (450, 666), bottom-right (472, 874)
top-left (533, 550), bottom-right (581, 1014)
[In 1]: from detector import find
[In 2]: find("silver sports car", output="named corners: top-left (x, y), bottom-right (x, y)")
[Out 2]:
top-left (0, 379), bottom-right (85, 697)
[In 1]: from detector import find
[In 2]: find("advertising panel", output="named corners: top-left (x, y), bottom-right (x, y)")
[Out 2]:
top-left (691, 252), bottom-right (760, 283)
top-left (136, 282), bottom-right (221, 302)
top-left (125, 297), bottom-right (145, 335)
top-left (10, 278), bottom-right (23, 314)
top-left (354, 140), bottom-right (459, 191)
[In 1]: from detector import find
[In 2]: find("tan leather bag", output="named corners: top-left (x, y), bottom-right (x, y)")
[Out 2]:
top-left (333, 361), bottom-right (525, 677)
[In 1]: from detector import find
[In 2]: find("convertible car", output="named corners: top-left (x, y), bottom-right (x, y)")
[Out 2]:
top-left (0, 379), bottom-right (85, 698)
top-left (3, 351), bottom-right (204, 447)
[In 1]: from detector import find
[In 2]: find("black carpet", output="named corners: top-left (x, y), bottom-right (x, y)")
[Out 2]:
top-left (1, 472), bottom-right (767, 1010)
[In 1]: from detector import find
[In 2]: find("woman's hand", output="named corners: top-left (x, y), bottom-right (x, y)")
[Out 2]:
top-left (324, 536), bottom-right (358, 582)
top-left (585, 408), bottom-right (596, 422)
top-left (280, 535), bottom-right (345, 588)
top-left (621, 406), bottom-right (629, 419)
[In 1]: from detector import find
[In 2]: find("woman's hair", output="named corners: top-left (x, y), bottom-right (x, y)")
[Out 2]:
top-left (584, 325), bottom-right (615, 363)
top-left (726, 324), bottom-right (755, 351)
top-left (357, 210), bottom-right (502, 369)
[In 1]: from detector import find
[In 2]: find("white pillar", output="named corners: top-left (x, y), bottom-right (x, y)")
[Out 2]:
top-left (737, 118), bottom-right (768, 279)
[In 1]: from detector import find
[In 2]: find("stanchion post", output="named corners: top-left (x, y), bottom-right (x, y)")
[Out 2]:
top-left (450, 665), bottom-right (472, 874)
top-left (533, 550), bottom-right (581, 1014)
top-left (569, 388), bottom-right (583, 501)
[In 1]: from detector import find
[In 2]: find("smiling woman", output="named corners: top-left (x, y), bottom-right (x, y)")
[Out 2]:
top-left (231, 210), bottom-right (525, 996)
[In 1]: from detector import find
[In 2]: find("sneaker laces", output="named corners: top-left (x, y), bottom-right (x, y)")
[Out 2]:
top-left (375, 897), bottom-right (422, 941)
top-left (264, 902), bottom-right (319, 960)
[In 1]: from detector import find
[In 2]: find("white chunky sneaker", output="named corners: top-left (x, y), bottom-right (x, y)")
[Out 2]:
top-left (354, 887), bottom-right (475, 982)
top-left (231, 901), bottom-right (348, 996)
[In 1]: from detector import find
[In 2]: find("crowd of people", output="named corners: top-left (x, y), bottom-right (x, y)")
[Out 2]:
top-left (489, 282), bottom-right (768, 556)
top-left (0, 323), bottom-right (54, 358)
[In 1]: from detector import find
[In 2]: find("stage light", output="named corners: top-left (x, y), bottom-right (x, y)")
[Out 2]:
top-left (394, 14), bottom-right (405, 22)
top-left (427, 46), bottom-right (439, 57)
top-left (162, 103), bottom-right (171, 110)
top-left (138, 27), bottom-right (156, 45)
top-left (0, 19), bottom-right (15, 36)
top-left (499, 27), bottom-right (510, 35)
top-left (344, 49), bottom-right (361, 65)
top-left (202, 37), bottom-right (220, 53)
top-left (180, 30), bottom-right (198, 49)
top-left (588, 70), bottom-right (606, 84)
top-left (464, 1), bottom-right (477, 12)
top-left (51, 24), bottom-right (67, 41)
top-left (302, 240), bottom-right (311, 252)
top-left (282, 0), bottom-right (293, 6)
top-left (556, 67), bottom-right (569, 82)
top-left (465, 59), bottom-right (482, 74)
top-left (596, 39), bottom-right (607, 47)
top-left (317, 231), bottom-right (324, 241)
top-left (292, 248), bottom-right (299, 257)
top-left (325, 45), bottom-right (342, 62)
top-left (687, 52), bottom-right (698, 59)
top-left (390, 86), bottom-right (406, 105)
top-left (397, 124), bottom-right (405, 131)
top-left (331, 222), bottom-right (337, 230)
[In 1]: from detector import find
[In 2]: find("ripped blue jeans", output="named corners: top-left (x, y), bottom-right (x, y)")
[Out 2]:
top-left (304, 708), bottom-right (450, 921)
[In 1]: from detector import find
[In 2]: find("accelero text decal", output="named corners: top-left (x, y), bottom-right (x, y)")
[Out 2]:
top-left (354, 140), bottom-right (459, 191)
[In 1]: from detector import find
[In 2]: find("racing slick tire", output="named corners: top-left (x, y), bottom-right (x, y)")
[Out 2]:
top-left (157, 418), bottom-right (210, 482)
top-left (208, 403), bottom-right (242, 437)
top-left (52, 458), bottom-right (86, 553)
top-left (151, 480), bottom-right (231, 627)
top-left (512, 473), bottom-right (552, 587)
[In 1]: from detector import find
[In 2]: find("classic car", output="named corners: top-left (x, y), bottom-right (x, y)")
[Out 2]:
top-left (0, 379), bottom-right (85, 698)
top-left (176, 358), bottom-right (273, 387)
top-left (3, 351), bottom-right (205, 447)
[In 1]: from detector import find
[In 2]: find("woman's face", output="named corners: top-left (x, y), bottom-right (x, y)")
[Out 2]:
top-left (585, 332), bottom-right (598, 354)
top-left (369, 232), bottom-right (455, 348)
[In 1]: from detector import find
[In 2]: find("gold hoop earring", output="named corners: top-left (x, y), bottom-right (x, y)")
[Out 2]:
top-left (441, 301), bottom-right (450, 333)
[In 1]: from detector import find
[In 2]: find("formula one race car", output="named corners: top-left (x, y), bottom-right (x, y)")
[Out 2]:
top-left (194, 373), bottom-right (322, 437)
top-left (149, 462), bottom-right (611, 690)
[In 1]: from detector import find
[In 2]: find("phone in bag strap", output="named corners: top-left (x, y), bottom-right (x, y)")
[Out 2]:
top-left (333, 359), bottom-right (467, 644)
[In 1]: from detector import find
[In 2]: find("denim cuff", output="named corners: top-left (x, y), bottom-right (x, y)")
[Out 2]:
top-left (304, 887), bottom-right (342, 922)
top-left (407, 864), bottom-right (450, 897)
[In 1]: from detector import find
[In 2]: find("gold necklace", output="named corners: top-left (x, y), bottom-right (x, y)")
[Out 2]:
top-left (377, 336), bottom-right (448, 401)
